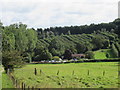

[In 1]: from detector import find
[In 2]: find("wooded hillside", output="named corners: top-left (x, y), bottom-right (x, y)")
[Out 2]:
top-left (1, 18), bottom-right (120, 63)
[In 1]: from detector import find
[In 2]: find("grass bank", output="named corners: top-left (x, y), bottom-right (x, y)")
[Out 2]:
top-left (2, 72), bottom-right (14, 88)
top-left (93, 49), bottom-right (114, 59)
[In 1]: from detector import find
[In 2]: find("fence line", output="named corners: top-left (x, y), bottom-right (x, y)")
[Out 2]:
top-left (7, 72), bottom-right (34, 89)
top-left (7, 68), bottom-right (107, 89)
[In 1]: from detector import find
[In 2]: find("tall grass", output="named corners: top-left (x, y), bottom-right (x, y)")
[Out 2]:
top-left (2, 72), bottom-right (14, 88)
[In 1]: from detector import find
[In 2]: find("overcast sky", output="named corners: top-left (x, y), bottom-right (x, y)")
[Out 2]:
top-left (0, 0), bottom-right (119, 29)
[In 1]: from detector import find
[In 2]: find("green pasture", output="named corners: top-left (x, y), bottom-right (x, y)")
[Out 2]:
top-left (0, 65), bottom-right (14, 88)
top-left (13, 62), bottom-right (118, 88)
top-left (93, 49), bottom-right (114, 59)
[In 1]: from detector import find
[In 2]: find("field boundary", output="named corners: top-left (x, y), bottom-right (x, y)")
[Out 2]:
top-left (31, 58), bottom-right (120, 64)
top-left (7, 69), bottom-right (109, 89)
top-left (7, 72), bottom-right (34, 89)
top-left (5, 62), bottom-right (119, 89)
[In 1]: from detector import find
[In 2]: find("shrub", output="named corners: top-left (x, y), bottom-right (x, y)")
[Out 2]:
top-left (85, 51), bottom-right (94, 59)
top-left (52, 56), bottom-right (61, 61)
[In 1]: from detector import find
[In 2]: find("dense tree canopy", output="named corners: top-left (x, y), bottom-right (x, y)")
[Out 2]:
top-left (2, 50), bottom-right (24, 73)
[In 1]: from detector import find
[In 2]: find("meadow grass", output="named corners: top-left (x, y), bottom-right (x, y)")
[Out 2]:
top-left (13, 62), bottom-right (118, 88)
top-left (94, 49), bottom-right (114, 59)
top-left (2, 72), bottom-right (14, 88)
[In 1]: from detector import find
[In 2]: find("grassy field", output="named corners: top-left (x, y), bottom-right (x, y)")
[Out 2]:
top-left (93, 49), bottom-right (114, 59)
top-left (2, 72), bottom-right (14, 88)
top-left (13, 62), bottom-right (118, 88)
top-left (0, 65), bottom-right (14, 88)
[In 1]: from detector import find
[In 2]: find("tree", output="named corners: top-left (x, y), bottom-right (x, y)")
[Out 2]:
top-left (111, 44), bottom-right (119, 58)
top-left (76, 43), bottom-right (87, 53)
top-left (115, 42), bottom-right (120, 57)
top-left (26, 28), bottom-right (38, 51)
top-left (50, 48), bottom-right (58, 56)
top-left (92, 35), bottom-right (104, 50)
top-left (2, 50), bottom-right (25, 73)
top-left (34, 46), bottom-right (52, 61)
top-left (63, 49), bottom-right (72, 60)
top-left (69, 46), bottom-right (77, 54)
top-left (22, 52), bottom-right (32, 63)
top-left (113, 18), bottom-right (120, 36)
top-left (85, 51), bottom-right (94, 59)
top-left (2, 31), bottom-right (15, 51)
top-left (34, 50), bottom-right (52, 61)
top-left (67, 30), bottom-right (71, 35)
top-left (0, 20), bottom-right (3, 27)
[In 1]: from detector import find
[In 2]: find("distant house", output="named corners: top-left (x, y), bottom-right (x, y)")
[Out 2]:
top-left (72, 54), bottom-right (85, 59)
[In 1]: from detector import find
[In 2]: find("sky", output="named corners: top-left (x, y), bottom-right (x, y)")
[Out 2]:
top-left (0, 0), bottom-right (119, 29)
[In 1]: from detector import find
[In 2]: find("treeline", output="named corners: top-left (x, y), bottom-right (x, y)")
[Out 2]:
top-left (37, 18), bottom-right (120, 38)
top-left (1, 18), bottom-right (120, 63)
top-left (36, 30), bottom-right (119, 59)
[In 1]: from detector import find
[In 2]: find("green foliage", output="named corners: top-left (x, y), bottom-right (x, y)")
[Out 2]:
top-left (92, 35), bottom-right (105, 50)
top-left (85, 51), bottom-right (94, 59)
top-left (52, 56), bottom-right (60, 61)
top-left (2, 22), bottom-right (38, 62)
top-left (34, 46), bottom-right (52, 61)
top-left (2, 50), bottom-right (25, 73)
top-left (26, 29), bottom-right (38, 51)
top-left (94, 49), bottom-right (116, 59)
top-left (76, 43), bottom-right (87, 53)
top-left (63, 49), bottom-right (72, 60)
top-left (111, 44), bottom-right (119, 58)
top-left (115, 42), bottom-right (120, 57)
top-left (2, 30), bottom-right (15, 51)
top-left (22, 52), bottom-right (32, 63)
top-left (113, 18), bottom-right (120, 36)
top-left (1, 19), bottom-right (120, 62)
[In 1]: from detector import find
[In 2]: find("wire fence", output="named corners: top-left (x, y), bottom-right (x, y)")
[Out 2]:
top-left (7, 68), bottom-right (107, 89)
top-left (7, 72), bottom-right (34, 89)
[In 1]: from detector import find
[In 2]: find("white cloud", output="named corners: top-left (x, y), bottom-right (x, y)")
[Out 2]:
top-left (0, 0), bottom-right (119, 28)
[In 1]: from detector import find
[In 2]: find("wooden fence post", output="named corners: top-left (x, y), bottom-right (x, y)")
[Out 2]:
top-left (19, 81), bottom-right (21, 88)
top-left (7, 69), bottom-right (10, 75)
top-left (34, 68), bottom-right (37, 75)
top-left (24, 83), bottom-right (26, 90)
top-left (15, 79), bottom-right (17, 88)
top-left (103, 71), bottom-right (105, 76)
top-left (22, 82), bottom-right (24, 90)
top-left (72, 70), bottom-right (74, 75)
top-left (88, 70), bottom-right (89, 75)
top-left (57, 70), bottom-right (59, 75)
top-left (32, 86), bottom-right (34, 90)
top-left (40, 69), bottom-right (42, 75)
top-left (28, 86), bottom-right (30, 90)
top-left (12, 76), bottom-right (15, 85)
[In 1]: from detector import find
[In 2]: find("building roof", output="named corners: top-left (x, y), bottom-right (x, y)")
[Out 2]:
top-left (72, 54), bottom-right (85, 57)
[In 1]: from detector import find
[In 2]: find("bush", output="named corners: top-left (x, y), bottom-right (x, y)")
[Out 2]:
top-left (85, 51), bottom-right (94, 59)
top-left (52, 56), bottom-right (60, 61)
